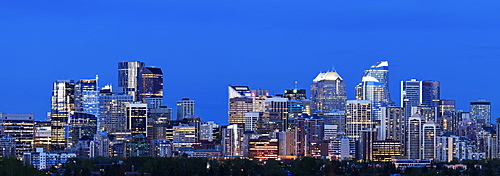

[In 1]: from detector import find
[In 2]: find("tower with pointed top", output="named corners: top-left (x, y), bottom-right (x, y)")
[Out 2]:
top-left (310, 71), bottom-right (347, 113)
top-left (355, 61), bottom-right (393, 121)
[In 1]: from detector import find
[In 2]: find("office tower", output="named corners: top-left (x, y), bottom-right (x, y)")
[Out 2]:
top-left (23, 148), bottom-right (76, 170)
top-left (67, 112), bottom-right (97, 149)
top-left (256, 112), bottom-right (282, 134)
top-left (82, 90), bottom-right (100, 118)
top-left (33, 121), bottom-right (51, 151)
top-left (284, 89), bottom-right (306, 100)
top-left (89, 132), bottom-right (110, 158)
top-left (176, 98), bottom-right (195, 120)
top-left (355, 61), bottom-right (393, 121)
top-left (277, 131), bottom-right (295, 156)
top-left (99, 85), bottom-right (134, 133)
top-left (345, 100), bottom-right (374, 141)
top-left (329, 135), bottom-right (356, 160)
top-left (310, 71), bottom-right (347, 113)
top-left (244, 111), bottom-right (262, 132)
top-left (265, 96), bottom-right (289, 131)
top-left (74, 78), bottom-right (98, 112)
top-left (248, 137), bottom-right (279, 161)
top-left (295, 117), bottom-right (324, 156)
top-left (228, 86), bottom-right (252, 99)
top-left (422, 120), bottom-right (441, 159)
top-left (118, 61), bottom-right (145, 101)
top-left (407, 114), bottom-right (425, 159)
top-left (360, 128), bottom-right (377, 161)
top-left (222, 124), bottom-right (245, 157)
top-left (323, 110), bottom-right (346, 135)
top-left (0, 113), bottom-right (34, 157)
top-left (146, 98), bottom-right (164, 109)
top-left (149, 106), bottom-right (173, 140)
top-left (401, 79), bottom-right (440, 118)
top-left (172, 123), bottom-right (198, 150)
top-left (50, 80), bottom-right (75, 150)
top-left (411, 106), bottom-right (438, 122)
top-left (141, 67), bottom-right (163, 102)
top-left (287, 99), bottom-right (310, 131)
top-left (228, 97), bottom-right (265, 126)
top-left (200, 121), bottom-right (218, 142)
top-left (125, 134), bottom-right (149, 157)
top-left (380, 107), bottom-right (405, 142)
top-left (372, 140), bottom-right (403, 161)
top-left (126, 103), bottom-right (148, 137)
top-left (470, 99), bottom-right (491, 127)
top-left (439, 100), bottom-right (456, 131)
top-left (324, 125), bottom-right (339, 140)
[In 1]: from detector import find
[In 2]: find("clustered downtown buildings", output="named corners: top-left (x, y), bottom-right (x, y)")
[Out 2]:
top-left (0, 61), bottom-right (496, 170)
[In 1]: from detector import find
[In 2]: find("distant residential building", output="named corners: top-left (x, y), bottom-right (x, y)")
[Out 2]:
top-left (329, 135), bottom-right (355, 160)
top-left (89, 132), bottom-right (110, 158)
top-left (295, 117), bottom-right (324, 156)
top-left (150, 139), bottom-right (172, 157)
top-left (23, 148), bottom-right (76, 170)
top-left (407, 114), bottom-right (425, 159)
top-left (422, 120), bottom-right (442, 159)
top-left (380, 106), bottom-right (405, 142)
top-left (0, 136), bottom-right (16, 158)
top-left (222, 124), bottom-right (245, 157)
top-left (277, 131), bottom-right (295, 156)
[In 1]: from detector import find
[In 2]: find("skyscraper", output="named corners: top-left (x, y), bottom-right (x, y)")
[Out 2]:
top-left (401, 79), bottom-right (440, 118)
top-left (310, 71), bottom-right (347, 113)
top-left (74, 78), bottom-right (98, 112)
top-left (50, 80), bottom-right (75, 150)
top-left (355, 61), bottom-right (393, 120)
top-left (176, 98), bottom-right (195, 120)
top-left (99, 85), bottom-right (133, 133)
top-left (126, 103), bottom-right (148, 137)
top-left (141, 67), bottom-right (163, 102)
top-left (407, 114), bottom-right (425, 159)
top-left (470, 99), bottom-right (491, 127)
top-left (118, 61), bottom-right (145, 102)
top-left (0, 113), bottom-right (34, 158)
top-left (345, 100), bottom-right (374, 141)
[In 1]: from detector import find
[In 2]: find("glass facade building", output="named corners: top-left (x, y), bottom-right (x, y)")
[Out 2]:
top-left (310, 71), bottom-right (347, 113)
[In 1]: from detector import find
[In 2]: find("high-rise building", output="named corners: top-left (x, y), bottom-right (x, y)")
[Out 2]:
top-left (287, 99), bottom-right (310, 131)
top-left (310, 71), bottom-right (347, 113)
top-left (176, 98), bottom-right (195, 120)
top-left (248, 137), bottom-right (279, 161)
top-left (0, 113), bottom-right (34, 158)
top-left (50, 80), bottom-right (75, 150)
top-left (277, 131), bottom-right (295, 156)
top-left (118, 61), bottom-right (145, 102)
top-left (99, 85), bottom-right (134, 133)
top-left (422, 120), bottom-right (441, 159)
top-left (470, 99), bottom-right (491, 127)
top-left (439, 100), bottom-right (456, 131)
top-left (141, 67), bottom-right (163, 102)
top-left (355, 61), bottom-right (393, 121)
top-left (67, 112), bottom-right (97, 149)
top-left (380, 106), bottom-right (405, 142)
top-left (329, 135), bottom-right (356, 160)
top-left (295, 117), bottom-right (324, 156)
top-left (33, 121), bottom-right (51, 151)
top-left (222, 124), bottom-right (245, 157)
top-left (74, 78), bottom-right (98, 112)
top-left (126, 103), bottom-right (148, 138)
top-left (265, 96), bottom-right (289, 131)
top-left (401, 79), bottom-right (440, 118)
top-left (407, 114), bottom-right (425, 159)
top-left (345, 100), bottom-right (374, 141)
top-left (228, 96), bottom-right (265, 126)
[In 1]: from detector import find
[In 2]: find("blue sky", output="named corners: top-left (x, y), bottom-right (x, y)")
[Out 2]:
top-left (1, 1), bottom-right (500, 124)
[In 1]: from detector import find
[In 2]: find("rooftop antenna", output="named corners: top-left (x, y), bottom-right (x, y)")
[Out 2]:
top-left (294, 81), bottom-right (298, 90)
top-left (332, 65), bottom-right (336, 72)
top-left (95, 74), bottom-right (99, 90)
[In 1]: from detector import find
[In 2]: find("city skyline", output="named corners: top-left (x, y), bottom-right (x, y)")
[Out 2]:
top-left (2, 1), bottom-right (500, 125)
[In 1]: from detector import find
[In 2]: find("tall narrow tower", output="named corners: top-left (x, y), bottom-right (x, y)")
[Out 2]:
top-left (118, 61), bottom-right (145, 102)
top-left (50, 80), bottom-right (75, 150)
top-left (355, 61), bottom-right (392, 121)
top-left (141, 67), bottom-right (163, 102)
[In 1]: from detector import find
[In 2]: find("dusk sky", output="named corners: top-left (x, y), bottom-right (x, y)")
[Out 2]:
top-left (1, 1), bottom-right (500, 125)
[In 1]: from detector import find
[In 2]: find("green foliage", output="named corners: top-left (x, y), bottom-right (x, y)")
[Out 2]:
top-left (0, 158), bottom-right (48, 176)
